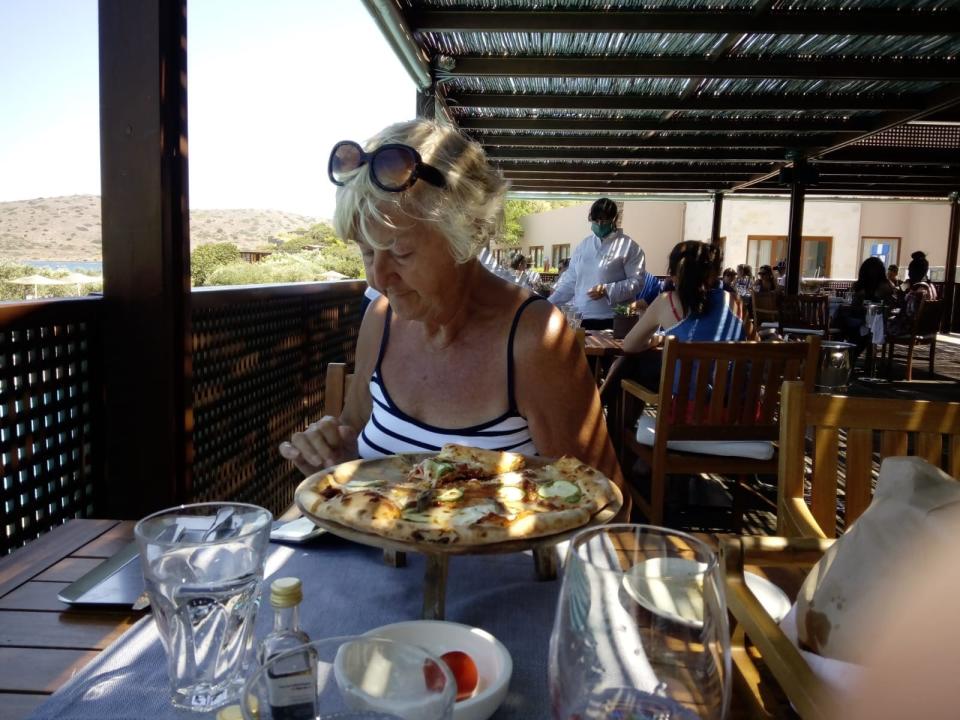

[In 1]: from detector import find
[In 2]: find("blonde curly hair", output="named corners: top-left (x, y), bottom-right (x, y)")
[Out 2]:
top-left (332, 119), bottom-right (509, 264)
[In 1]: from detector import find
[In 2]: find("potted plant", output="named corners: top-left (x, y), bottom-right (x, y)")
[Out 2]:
top-left (612, 303), bottom-right (639, 339)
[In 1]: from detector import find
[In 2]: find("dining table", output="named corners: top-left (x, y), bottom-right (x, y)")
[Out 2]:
top-left (583, 329), bottom-right (624, 358)
top-left (1, 518), bottom-right (806, 720)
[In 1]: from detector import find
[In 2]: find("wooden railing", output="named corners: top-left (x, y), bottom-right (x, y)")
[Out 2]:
top-left (0, 281), bottom-right (364, 555)
top-left (190, 281), bottom-right (363, 515)
top-left (0, 297), bottom-right (105, 556)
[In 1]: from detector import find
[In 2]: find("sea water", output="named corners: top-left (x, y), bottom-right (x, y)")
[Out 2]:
top-left (145, 571), bottom-right (261, 710)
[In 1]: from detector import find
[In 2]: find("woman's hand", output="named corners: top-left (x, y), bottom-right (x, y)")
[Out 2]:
top-left (279, 416), bottom-right (359, 476)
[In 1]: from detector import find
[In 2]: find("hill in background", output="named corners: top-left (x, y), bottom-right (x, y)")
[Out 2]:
top-left (0, 195), bottom-right (321, 261)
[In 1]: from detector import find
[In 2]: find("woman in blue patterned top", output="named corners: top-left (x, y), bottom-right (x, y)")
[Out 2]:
top-left (279, 119), bottom-right (624, 505)
top-left (623, 241), bottom-right (748, 356)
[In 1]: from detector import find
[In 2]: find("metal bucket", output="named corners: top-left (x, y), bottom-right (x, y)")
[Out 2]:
top-left (816, 340), bottom-right (855, 392)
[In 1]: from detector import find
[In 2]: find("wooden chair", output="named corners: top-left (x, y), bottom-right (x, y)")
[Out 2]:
top-left (750, 289), bottom-right (780, 328)
top-left (724, 382), bottom-right (960, 718)
top-left (882, 298), bottom-right (944, 381)
top-left (279, 362), bottom-right (356, 521)
top-left (777, 378), bottom-right (960, 538)
top-left (619, 337), bottom-right (819, 525)
top-left (778, 293), bottom-right (832, 337)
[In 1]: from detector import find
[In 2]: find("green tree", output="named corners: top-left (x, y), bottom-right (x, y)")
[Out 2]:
top-left (276, 222), bottom-right (341, 253)
top-left (502, 199), bottom-right (582, 247)
top-left (503, 199), bottom-right (553, 247)
top-left (191, 242), bottom-right (241, 285)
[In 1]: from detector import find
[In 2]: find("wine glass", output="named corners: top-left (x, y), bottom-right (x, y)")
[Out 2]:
top-left (549, 525), bottom-right (731, 720)
top-left (242, 636), bottom-right (456, 720)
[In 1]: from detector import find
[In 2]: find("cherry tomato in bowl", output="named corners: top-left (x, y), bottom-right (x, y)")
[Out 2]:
top-left (441, 651), bottom-right (479, 702)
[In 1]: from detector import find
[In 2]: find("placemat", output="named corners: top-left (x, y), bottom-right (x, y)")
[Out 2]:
top-left (26, 536), bottom-right (561, 720)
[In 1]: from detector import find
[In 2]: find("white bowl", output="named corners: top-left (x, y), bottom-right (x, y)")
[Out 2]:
top-left (365, 620), bottom-right (512, 720)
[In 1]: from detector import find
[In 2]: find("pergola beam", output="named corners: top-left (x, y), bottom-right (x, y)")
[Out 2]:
top-left (459, 117), bottom-right (869, 133)
top-left (448, 56), bottom-right (960, 82)
top-left (487, 146), bottom-right (785, 161)
top-left (733, 85), bottom-right (960, 191)
top-left (447, 92), bottom-right (923, 112)
top-left (410, 9), bottom-right (958, 35)
top-left (472, 133), bottom-right (819, 149)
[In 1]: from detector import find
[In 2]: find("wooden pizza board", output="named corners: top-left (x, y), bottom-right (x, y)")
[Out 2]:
top-left (293, 453), bottom-right (623, 619)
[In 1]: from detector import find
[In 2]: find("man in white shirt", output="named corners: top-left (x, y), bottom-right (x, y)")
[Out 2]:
top-left (548, 198), bottom-right (645, 330)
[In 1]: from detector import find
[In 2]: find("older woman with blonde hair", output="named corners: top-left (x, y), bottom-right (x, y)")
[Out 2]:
top-left (279, 119), bottom-right (624, 503)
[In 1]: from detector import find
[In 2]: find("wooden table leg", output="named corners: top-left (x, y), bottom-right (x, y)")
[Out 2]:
top-left (533, 545), bottom-right (558, 580)
top-left (383, 550), bottom-right (407, 567)
top-left (422, 554), bottom-right (448, 620)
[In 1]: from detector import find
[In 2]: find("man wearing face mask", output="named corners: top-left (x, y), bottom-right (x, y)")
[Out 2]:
top-left (548, 198), bottom-right (645, 330)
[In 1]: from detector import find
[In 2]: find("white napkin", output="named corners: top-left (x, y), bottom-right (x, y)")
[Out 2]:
top-left (778, 605), bottom-right (863, 695)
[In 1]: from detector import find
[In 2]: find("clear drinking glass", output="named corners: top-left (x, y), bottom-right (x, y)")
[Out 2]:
top-left (135, 502), bottom-right (273, 711)
top-left (242, 636), bottom-right (456, 720)
top-left (549, 525), bottom-right (731, 720)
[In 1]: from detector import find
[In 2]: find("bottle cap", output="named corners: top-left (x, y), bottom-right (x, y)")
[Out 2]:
top-left (270, 576), bottom-right (303, 608)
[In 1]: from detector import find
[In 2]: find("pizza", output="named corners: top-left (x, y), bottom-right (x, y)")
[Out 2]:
top-left (297, 444), bottom-right (619, 546)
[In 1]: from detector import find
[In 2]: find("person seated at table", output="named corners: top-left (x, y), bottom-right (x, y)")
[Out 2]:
top-left (887, 251), bottom-right (938, 337)
top-left (721, 267), bottom-right (737, 292)
top-left (774, 260), bottom-right (786, 287)
top-left (754, 264), bottom-right (780, 294)
top-left (886, 263), bottom-right (900, 288)
top-left (508, 251), bottom-right (541, 291)
top-left (838, 256), bottom-right (896, 365)
top-left (620, 241), bottom-right (748, 389)
top-left (734, 263), bottom-right (753, 298)
top-left (633, 269), bottom-right (662, 311)
top-left (279, 119), bottom-right (625, 503)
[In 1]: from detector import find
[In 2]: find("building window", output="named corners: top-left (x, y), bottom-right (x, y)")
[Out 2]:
top-left (551, 244), bottom-right (571, 267)
top-left (747, 235), bottom-right (832, 278)
top-left (529, 246), bottom-right (544, 268)
top-left (860, 237), bottom-right (901, 273)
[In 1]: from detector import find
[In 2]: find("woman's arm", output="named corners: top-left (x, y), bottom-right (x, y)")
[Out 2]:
top-left (513, 301), bottom-right (629, 516)
top-left (621, 292), bottom-right (674, 353)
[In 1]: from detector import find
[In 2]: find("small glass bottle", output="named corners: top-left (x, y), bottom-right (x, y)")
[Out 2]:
top-left (258, 577), bottom-right (316, 720)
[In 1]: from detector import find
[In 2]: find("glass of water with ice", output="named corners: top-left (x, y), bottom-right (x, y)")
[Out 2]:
top-left (135, 502), bottom-right (273, 711)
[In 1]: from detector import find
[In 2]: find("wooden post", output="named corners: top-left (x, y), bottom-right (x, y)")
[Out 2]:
top-left (710, 191), bottom-right (724, 246)
top-left (785, 162), bottom-right (807, 296)
top-left (944, 193), bottom-right (959, 333)
top-left (99, 0), bottom-right (192, 518)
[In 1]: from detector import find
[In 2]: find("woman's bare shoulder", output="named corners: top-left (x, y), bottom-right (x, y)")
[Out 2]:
top-left (355, 296), bottom-right (389, 370)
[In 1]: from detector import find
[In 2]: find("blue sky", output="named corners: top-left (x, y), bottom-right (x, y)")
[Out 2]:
top-left (0, 0), bottom-right (415, 219)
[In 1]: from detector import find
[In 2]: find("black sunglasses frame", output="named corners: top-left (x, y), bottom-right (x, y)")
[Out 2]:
top-left (328, 140), bottom-right (446, 192)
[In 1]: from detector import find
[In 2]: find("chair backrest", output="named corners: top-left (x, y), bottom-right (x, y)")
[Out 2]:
top-left (751, 289), bottom-right (780, 325)
top-left (912, 298), bottom-right (944, 339)
top-left (778, 380), bottom-right (960, 538)
top-left (323, 362), bottom-right (353, 416)
top-left (654, 336), bottom-right (819, 444)
top-left (780, 293), bottom-right (828, 333)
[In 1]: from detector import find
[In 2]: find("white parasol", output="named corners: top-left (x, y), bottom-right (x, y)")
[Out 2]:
top-left (58, 272), bottom-right (104, 294)
top-left (5, 274), bottom-right (64, 298)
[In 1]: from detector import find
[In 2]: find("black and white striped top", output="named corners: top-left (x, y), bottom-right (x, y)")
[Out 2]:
top-left (357, 297), bottom-right (543, 458)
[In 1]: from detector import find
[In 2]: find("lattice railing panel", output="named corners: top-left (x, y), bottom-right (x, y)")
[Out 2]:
top-left (854, 123), bottom-right (960, 150)
top-left (0, 298), bottom-right (103, 555)
top-left (190, 282), bottom-right (364, 515)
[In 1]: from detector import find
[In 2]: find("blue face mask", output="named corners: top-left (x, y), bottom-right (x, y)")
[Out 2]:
top-left (591, 222), bottom-right (614, 238)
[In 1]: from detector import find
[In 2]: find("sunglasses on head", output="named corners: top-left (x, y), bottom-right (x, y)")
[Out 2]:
top-left (328, 140), bottom-right (446, 192)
